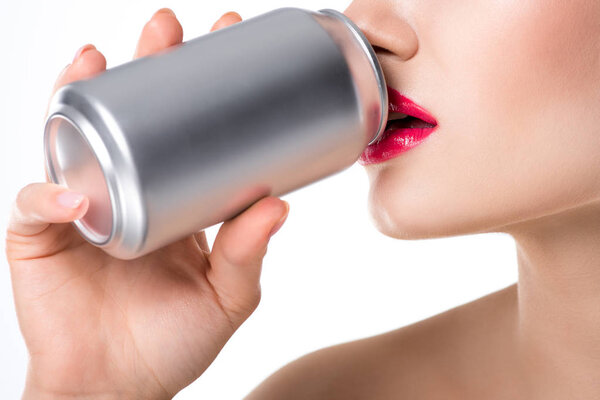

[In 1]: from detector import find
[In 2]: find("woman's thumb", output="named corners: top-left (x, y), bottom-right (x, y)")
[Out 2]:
top-left (7, 183), bottom-right (89, 237)
top-left (207, 196), bottom-right (289, 325)
top-left (6, 183), bottom-right (89, 259)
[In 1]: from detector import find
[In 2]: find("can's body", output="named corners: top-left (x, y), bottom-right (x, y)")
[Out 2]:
top-left (44, 7), bottom-right (388, 259)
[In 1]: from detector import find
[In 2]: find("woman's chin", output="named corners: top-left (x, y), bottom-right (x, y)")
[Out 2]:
top-left (366, 190), bottom-right (490, 240)
top-left (367, 208), bottom-right (477, 240)
top-left (367, 196), bottom-right (443, 240)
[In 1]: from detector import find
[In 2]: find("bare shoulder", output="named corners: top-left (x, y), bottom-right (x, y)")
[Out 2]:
top-left (244, 284), bottom-right (518, 400)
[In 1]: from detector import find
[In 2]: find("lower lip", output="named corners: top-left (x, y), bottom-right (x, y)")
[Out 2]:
top-left (357, 125), bottom-right (438, 165)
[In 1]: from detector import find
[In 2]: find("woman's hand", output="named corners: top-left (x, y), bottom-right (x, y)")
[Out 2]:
top-left (6, 9), bottom-right (289, 400)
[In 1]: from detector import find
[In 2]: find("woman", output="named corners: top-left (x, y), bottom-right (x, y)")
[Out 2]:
top-left (6, 2), bottom-right (600, 399)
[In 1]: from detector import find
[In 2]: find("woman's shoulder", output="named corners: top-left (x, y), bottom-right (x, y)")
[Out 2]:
top-left (244, 283), bottom-right (518, 400)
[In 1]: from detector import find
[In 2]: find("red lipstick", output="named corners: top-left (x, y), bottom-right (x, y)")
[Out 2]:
top-left (358, 86), bottom-right (438, 165)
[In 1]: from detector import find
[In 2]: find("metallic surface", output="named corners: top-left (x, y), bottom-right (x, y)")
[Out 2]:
top-left (44, 7), bottom-right (388, 259)
top-left (314, 9), bottom-right (388, 145)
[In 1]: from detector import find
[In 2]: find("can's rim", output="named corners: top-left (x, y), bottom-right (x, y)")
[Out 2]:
top-left (44, 112), bottom-right (118, 246)
top-left (317, 8), bottom-right (388, 145)
top-left (43, 85), bottom-right (148, 259)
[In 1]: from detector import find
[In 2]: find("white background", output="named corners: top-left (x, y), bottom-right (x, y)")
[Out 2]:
top-left (0, 1), bottom-right (517, 398)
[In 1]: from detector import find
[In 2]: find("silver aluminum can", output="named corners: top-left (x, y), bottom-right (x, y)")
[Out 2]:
top-left (44, 7), bottom-right (388, 259)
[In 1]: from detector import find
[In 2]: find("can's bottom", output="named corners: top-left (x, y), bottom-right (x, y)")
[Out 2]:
top-left (45, 115), bottom-right (114, 244)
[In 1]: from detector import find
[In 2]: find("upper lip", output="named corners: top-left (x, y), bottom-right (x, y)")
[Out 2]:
top-left (387, 86), bottom-right (438, 126)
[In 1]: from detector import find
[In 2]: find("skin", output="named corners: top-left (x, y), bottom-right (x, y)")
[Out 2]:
top-left (6, 1), bottom-right (600, 399)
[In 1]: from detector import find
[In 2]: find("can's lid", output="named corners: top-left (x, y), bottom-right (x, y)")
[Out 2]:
top-left (45, 115), bottom-right (114, 244)
top-left (317, 8), bottom-right (389, 145)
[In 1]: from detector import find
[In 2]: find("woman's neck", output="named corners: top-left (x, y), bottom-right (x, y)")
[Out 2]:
top-left (506, 201), bottom-right (600, 397)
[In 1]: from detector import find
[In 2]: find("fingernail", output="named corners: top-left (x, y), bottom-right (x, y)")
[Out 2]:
top-left (223, 11), bottom-right (241, 19)
top-left (57, 191), bottom-right (85, 209)
top-left (269, 201), bottom-right (289, 238)
top-left (73, 44), bottom-right (95, 62)
top-left (155, 8), bottom-right (176, 17)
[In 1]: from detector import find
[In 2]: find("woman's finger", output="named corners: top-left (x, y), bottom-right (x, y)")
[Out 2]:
top-left (58, 45), bottom-right (107, 87)
top-left (207, 196), bottom-right (289, 327)
top-left (133, 8), bottom-right (184, 59)
top-left (210, 11), bottom-right (242, 32)
top-left (44, 44), bottom-right (107, 119)
top-left (43, 45), bottom-right (107, 183)
top-left (6, 183), bottom-right (89, 239)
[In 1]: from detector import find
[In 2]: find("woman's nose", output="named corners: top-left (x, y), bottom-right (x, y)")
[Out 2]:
top-left (343, 2), bottom-right (419, 62)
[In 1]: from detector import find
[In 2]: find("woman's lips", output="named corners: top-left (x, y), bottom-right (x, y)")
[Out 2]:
top-left (358, 87), bottom-right (438, 166)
